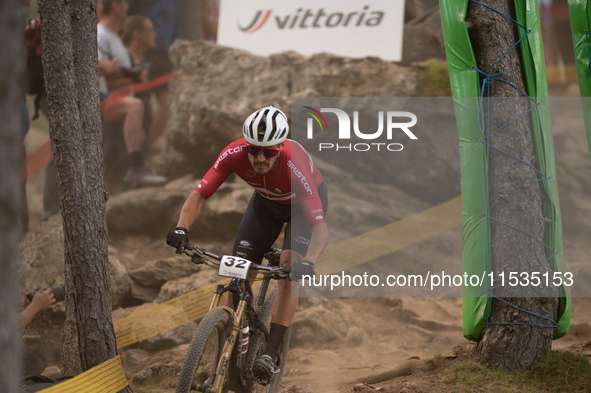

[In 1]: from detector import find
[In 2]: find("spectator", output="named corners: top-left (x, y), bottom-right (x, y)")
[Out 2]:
top-left (20, 103), bottom-right (30, 233)
top-left (19, 286), bottom-right (55, 375)
top-left (125, 0), bottom-right (176, 148)
top-left (121, 15), bottom-right (170, 145)
top-left (98, 0), bottom-right (167, 193)
top-left (20, 286), bottom-right (55, 330)
top-left (127, 0), bottom-right (183, 51)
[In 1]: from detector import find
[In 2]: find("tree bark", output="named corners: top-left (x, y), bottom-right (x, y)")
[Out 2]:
top-left (0, 0), bottom-right (26, 390)
top-left (466, 0), bottom-right (558, 372)
top-left (182, 0), bottom-right (204, 40)
top-left (38, 0), bottom-right (120, 378)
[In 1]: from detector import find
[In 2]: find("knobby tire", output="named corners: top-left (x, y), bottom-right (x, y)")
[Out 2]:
top-left (245, 288), bottom-right (293, 393)
top-left (176, 308), bottom-right (229, 393)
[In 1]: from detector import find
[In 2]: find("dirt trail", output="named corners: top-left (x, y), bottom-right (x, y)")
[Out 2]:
top-left (280, 297), bottom-right (467, 392)
top-left (22, 105), bottom-right (591, 393)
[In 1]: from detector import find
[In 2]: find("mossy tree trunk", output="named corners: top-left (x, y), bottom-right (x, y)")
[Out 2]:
top-left (0, 0), bottom-right (26, 390)
top-left (38, 1), bottom-right (129, 390)
top-left (466, 0), bottom-right (558, 372)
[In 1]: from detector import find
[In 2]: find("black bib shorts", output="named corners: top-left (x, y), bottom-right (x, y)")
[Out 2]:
top-left (232, 183), bottom-right (328, 264)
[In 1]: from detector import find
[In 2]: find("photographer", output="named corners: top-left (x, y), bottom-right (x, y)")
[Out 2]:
top-left (19, 285), bottom-right (59, 376)
top-left (20, 285), bottom-right (56, 329)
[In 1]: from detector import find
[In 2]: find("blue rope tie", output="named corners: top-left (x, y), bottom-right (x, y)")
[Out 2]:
top-left (585, 30), bottom-right (591, 74)
top-left (469, 0), bottom-right (558, 329)
top-left (487, 296), bottom-right (559, 327)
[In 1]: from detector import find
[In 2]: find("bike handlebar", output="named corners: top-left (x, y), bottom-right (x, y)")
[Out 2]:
top-left (182, 243), bottom-right (291, 278)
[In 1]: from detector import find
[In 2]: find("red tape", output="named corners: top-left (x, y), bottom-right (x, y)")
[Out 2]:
top-left (21, 74), bottom-right (171, 182)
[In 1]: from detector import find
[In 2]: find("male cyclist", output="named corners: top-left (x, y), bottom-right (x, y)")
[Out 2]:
top-left (166, 106), bottom-right (329, 385)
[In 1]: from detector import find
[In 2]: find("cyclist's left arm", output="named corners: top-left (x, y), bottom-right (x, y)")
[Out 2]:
top-left (303, 222), bottom-right (329, 264)
top-left (290, 141), bottom-right (329, 264)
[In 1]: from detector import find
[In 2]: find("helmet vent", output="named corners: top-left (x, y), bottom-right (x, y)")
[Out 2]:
top-left (267, 111), bottom-right (280, 141)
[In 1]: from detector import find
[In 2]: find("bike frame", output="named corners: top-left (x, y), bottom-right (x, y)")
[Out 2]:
top-left (188, 247), bottom-right (284, 393)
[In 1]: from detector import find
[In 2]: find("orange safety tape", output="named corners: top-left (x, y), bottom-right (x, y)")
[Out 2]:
top-left (21, 139), bottom-right (53, 182)
top-left (21, 74), bottom-right (171, 183)
top-left (38, 355), bottom-right (128, 393)
top-left (100, 74), bottom-right (171, 114)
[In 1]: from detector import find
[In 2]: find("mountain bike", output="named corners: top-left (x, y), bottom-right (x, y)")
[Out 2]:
top-left (175, 243), bottom-right (293, 393)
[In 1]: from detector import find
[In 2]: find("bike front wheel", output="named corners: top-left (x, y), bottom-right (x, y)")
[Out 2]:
top-left (176, 308), bottom-right (229, 393)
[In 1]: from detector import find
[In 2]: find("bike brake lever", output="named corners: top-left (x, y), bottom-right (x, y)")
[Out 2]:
top-left (191, 255), bottom-right (206, 265)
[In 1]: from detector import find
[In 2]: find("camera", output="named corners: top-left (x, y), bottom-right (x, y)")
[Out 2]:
top-left (120, 66), bottom-right (143, 83)
top-left (27, 284), bottom-right (65, 303)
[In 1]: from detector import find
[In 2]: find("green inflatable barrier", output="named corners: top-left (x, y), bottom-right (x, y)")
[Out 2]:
top-left (568, 0), bottom-right (591, 164)
top-left (439, 0), bottom-right (571, 341)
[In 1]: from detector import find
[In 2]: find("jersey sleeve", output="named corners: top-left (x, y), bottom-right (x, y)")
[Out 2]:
top-left (290, 143), bottom-right (326, 227)
top-left (195, 145), bottom-right (235, 199)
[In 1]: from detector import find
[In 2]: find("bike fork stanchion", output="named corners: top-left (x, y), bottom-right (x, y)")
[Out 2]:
top-left (209, 284), bottom-right (225, 311)
top-left (211, 292), bottom-right (251, 393)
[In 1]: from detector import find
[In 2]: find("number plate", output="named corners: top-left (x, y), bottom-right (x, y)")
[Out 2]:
top-left (218, 256), bottom-right (252, 279)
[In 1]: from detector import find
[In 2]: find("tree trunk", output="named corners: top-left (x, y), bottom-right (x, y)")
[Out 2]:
top-left (38, 0), bottom-right (121, 378)
top-left (466, 0), bottom-right (558, 372)
top-left (182, 0), bottom-right (204, 40)
top-left (0, 0), bottom-right (26, 390)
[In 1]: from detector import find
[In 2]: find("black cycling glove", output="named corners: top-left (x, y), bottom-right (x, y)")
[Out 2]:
top-left (166, 227), bottom-right (189, 253)
top-left (290, 261), bottom-right (315, 282)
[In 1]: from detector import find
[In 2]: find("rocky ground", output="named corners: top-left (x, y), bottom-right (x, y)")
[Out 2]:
top-left (17, 5), bottom-right (591, 388)
top-left (20, 88), bottom-right (591, 392)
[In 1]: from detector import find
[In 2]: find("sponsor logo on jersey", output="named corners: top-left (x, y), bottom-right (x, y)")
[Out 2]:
top-left (246, 169), bottom-right (256, 177)
top-left (197, 184), bottom-right (203, 188)
top-left (238, 240), bottom-right (253, 250)
top-left (287, 160), bottom-right (313, 195)
top-left (295, 236), bottom-right (310, 245)
top-left (214, 145), bottom-right (246, 169)
top-left (315, 215), bottom-right (324, 220)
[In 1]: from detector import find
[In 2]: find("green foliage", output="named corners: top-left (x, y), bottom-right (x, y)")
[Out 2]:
top-left (424, 353), bottom-right (444, 370)
top-left (442, 351), bottom-right (591, 392)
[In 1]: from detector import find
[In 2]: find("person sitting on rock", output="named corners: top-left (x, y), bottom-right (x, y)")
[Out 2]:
top-left (166, 106), bottom-right (329, 386)
top-left (98, 0), bottom-right (167, 193)
top-left (120, 14), bottom-right (171, 149)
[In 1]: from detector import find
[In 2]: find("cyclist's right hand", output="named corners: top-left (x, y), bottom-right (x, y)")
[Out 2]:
top-left (166, 227), bottom-right (189, 253)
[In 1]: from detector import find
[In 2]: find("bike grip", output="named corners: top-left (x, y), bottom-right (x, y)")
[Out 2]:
top-left (185, 242), bottom-right (196, 250)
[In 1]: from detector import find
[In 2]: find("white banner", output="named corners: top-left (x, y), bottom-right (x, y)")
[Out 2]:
top-left (218, 0), bottom-right (405, 61)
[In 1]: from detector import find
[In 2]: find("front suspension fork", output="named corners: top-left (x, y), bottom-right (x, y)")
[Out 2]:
top-left (210, 291), bottom-right (250, 393)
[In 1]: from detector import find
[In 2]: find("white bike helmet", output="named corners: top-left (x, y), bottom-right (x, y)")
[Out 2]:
top-left (242, 106), bottom-right (289, 147)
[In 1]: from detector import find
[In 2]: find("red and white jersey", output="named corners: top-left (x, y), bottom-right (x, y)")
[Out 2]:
top-left (196, 138), bottom-right (325, 227)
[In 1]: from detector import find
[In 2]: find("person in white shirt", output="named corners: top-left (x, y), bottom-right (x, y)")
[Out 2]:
top-left (97, 0), bottom-right (166, 193)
